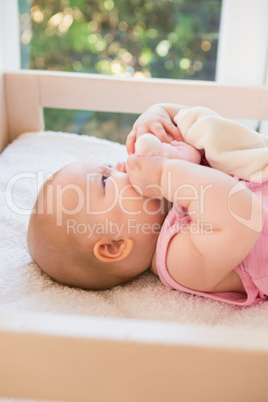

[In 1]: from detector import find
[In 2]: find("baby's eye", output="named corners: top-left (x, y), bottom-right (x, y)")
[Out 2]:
top-left (102, 175), bottom-right (108, 187)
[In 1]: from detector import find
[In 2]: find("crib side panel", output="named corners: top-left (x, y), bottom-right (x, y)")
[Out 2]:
top-left (4, 71), bottom-right (268, 145)
top-left (0, 0), bottom-right (20, 152)
top-left (1, 329), bottom-right (268, 402)
top-left (39, 72), bottom-right (268, 119)
top-left (4, 73), bottom-right (44, 142)
top-left (0, 73), bottom-right (8, 152)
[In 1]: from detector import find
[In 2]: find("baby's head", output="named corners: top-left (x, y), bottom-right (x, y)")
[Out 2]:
top-left (27, 161), bottom-right (166, 290)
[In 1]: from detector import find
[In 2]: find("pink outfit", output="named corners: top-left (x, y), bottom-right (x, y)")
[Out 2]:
top-left (156, 179), bottom-right (268, 306)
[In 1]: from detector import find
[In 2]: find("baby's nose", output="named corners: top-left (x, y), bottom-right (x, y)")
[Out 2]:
top-left (114, 161), bottom-right (126, 173)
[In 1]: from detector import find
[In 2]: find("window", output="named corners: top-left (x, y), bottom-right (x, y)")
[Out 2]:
top-left (20, 0), bottom-right (221, 80)
top-left (18, 0), bottom-right (222, 141)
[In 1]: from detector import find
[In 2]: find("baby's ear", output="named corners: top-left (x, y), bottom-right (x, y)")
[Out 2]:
top-left (93, 238), bottom-right (134, 262)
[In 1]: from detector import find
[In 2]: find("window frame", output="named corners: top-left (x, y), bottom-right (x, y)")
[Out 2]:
top-left (2, 0), bottom-right (268, 82)
top-left (1, 0), bottom-right (268, 136)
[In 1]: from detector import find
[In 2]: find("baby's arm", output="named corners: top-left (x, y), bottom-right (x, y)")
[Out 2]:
top-left (126, 155), bottom-right (263, 292)
top-left (126, 103), bottom-right (188, 154)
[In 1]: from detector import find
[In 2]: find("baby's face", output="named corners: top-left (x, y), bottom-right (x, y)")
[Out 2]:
top-left (28, 160), bottom-right (167, 290)
top-left (51, 161), bottom-right (166, 242)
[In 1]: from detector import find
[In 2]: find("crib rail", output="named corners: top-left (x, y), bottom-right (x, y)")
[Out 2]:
top-left (4, 70), bottom-right (268, 143)
top-left (1, 70), bottom-right (268, 401)
top-left (1, 310), bottom-right (268, 401)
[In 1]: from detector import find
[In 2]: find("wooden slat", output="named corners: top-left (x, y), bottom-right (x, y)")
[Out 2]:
top-left (4, 72), bottom-right (44, 141)
top-left (4, 71), bottom-right (268, 144)
top-left (2, 71), bottom-right (268, 401)
top-left (1, 332), bottom-right (267, 402)
top-left (0, 73), bottom-right (8, 152)
top-left (0, 311), bottom-right (268, 401)
top-left (38, 71), bottom-right (268, 119)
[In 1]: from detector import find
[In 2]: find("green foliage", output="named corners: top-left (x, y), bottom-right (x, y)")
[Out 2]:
top-left (19, 0), bottom-right (222, 142)
top-left (25, 0), bottom-right (221, 79)
top-left (44, 108), bottom-right (139, 143)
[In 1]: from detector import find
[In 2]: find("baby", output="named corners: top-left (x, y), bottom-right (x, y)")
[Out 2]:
top-left (28, 105), bottom-right (268, 306)
top-left (27, 135), bottom-right (200, 290)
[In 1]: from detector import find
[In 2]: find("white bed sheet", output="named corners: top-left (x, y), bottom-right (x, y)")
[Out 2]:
top-left (1, 131), bottom-right (268, 329)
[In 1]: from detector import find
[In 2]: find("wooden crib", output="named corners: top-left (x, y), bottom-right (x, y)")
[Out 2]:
top-left (1, 70), bottom-right (268, 402)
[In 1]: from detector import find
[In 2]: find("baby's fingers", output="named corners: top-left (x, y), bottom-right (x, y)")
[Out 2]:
top-left (126, 124), bottom-right (153, 154)
top-left (126, 154), bottom-right (142, 171)
top-left (126, 124), bottom-right (170, 155)
top-left (162, 120), bottom-right (182, 141)
top-left (126, 129), bottom-right (137, 154)
top-left (126, 155), bottom-right (165, 198)
top-left (148, 122), bottom-right (173, 143)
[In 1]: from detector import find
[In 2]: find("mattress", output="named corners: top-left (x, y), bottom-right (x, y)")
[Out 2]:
top-left (1, 130), bottom-right (268, 329)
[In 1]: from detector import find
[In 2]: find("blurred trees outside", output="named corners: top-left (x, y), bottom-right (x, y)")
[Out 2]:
top-left (19, 0), bottom-right (222, 143)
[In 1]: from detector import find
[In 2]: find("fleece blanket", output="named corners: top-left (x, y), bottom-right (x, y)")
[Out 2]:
top-left (1, 131), bottom-right (268, 330)
top-left (175, 107), bottom-right (268, 181)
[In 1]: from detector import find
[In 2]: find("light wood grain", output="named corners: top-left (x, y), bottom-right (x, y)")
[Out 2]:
top-left (1, 311), bottom-right (268, 402)
top-left (39, 71), bottom-right (268, 118)
top-left (1, 71), bottom-right (268, 401)
top-left (4, 71), bottom-right (268, 142)
top-left (0, 73), bottom-right (8, 151)
top-left (4, 72), bottom-right (44, 141)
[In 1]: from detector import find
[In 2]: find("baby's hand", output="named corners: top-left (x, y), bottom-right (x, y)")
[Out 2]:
top-left (126, 154), bottom-right (166, 199)
top-left (126, 105), bottom-right (181, 154)
top-left (135, 133), bottom-right (201, 164)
